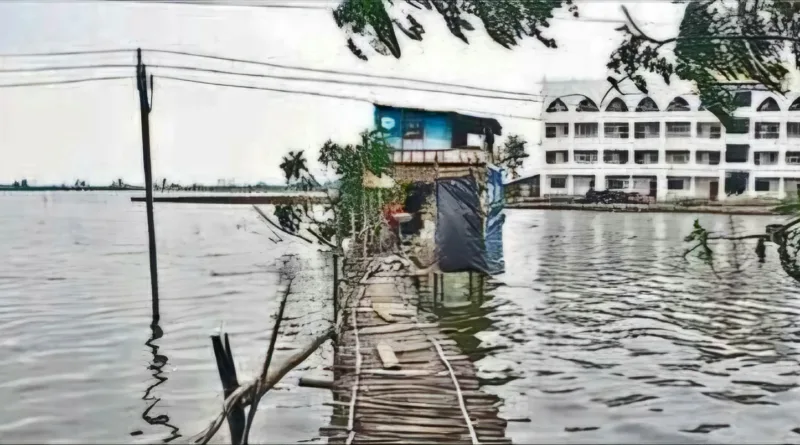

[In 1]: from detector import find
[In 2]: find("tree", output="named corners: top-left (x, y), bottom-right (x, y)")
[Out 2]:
top-left (609, 1), bottom-right (800, 125)
top-left (608, 1), bottom-right (800, 284)
top-left (497, 134), bottom-right (528, 179)
top-left (334, 0), bottom-right (578, 60)
top-left (20, 179), bottom-right (28, 188)
top-left (12, 180), bottom-right (19, 188)
top-left (270, 130), bottom-right (398, 253)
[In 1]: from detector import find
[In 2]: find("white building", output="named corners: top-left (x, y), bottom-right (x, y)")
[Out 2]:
top-left (537, 79), bottom-right (800, 202)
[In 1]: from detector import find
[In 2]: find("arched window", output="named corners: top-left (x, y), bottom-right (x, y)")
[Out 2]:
top-left (635, 97), bottom-right (659, 112)
top-left (605, 98), bottom-right (628, 112)
top-left (576, 98), bottom-right (599, 112)
top-left (790, 97), bottom-right (800, 111)
top-left (546, 98), bottom-right (568, 112)
top-left (666, 97), bottom-right (690, 111)
top-left (757, 97), bottom-right (781, 112)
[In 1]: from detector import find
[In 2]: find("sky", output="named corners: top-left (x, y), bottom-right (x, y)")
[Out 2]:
top-left (0, 0), bottom-right (685, 186)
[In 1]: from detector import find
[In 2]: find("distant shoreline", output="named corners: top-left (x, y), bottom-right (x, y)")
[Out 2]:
top-left (0, 186), bottom-right (294, 193)
top-left (506, 202), bottom-right (780, 216)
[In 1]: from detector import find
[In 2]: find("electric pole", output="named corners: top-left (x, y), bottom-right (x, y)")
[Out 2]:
top-left (137, 48), bottom-right (160, 323)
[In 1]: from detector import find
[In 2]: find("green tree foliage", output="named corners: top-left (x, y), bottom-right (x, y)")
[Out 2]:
top-left (609, 1), bottom-right (800, 125)
top-left (334, 0), bottom-right (579, 60)
top-left (497, 134), bottom-right (529, 179)
top-left (275, 130), bottom-right (395, 251)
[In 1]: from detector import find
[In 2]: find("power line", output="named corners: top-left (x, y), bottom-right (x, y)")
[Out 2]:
top-left (0, 76), bottom-right (133, 88)
top-left (0, 47), bottom-right (543, 99)
top-left (0, 61), bottom-right (540, 102)
top-left (157, 74), bottom-right (540, 120)
top-left (157, 74), bottom-right (375, 103)
top-left (0, 64), bottom-right (133, 73)
top-left (3, 0), bottom-right (330, 9)
top-left (143, 49), bottom-right (544, 99)
top-left (0, 48), bottom-right (133, 58)
top-left (148, 63), bottom-right (539, 103)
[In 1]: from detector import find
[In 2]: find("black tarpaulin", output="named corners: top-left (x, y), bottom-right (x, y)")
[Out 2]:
top-left (435, 175), bottom-right (489, 274)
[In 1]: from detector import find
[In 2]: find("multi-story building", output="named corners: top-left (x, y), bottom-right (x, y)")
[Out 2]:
top-left (537, 79), bottom-right (800, 201)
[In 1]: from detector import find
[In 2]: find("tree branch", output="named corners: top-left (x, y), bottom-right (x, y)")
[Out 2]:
top-left (253, 205), bottom-right (314, 244)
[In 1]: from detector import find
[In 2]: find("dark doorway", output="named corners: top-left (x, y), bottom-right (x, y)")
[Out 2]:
top-left (649, 179), bottom-right (657, 198)
top-left (710, 181), bottom-right (719, 201)
top-left (725, 172), bottom-right (749, 195)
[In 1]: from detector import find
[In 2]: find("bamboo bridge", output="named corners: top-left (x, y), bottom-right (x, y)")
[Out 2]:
top-left (321, 255), bottom-right (510, 444)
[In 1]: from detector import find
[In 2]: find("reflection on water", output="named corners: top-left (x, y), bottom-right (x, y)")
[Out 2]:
top-left (430, 210), bottom-right (800, 444)
top-left (136, 322), bottom-right (181, 442)
top-left (0, 192), bottom-right (333, 444)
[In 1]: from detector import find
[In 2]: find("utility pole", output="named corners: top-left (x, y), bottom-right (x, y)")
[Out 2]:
top-left (137, 48), bottom-right (160, 323)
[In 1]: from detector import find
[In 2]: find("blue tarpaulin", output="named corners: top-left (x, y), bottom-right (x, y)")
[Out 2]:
top-left (484, 165), bottom-right (506, 275)
top-left (435, 175), bottom-right (489, 274)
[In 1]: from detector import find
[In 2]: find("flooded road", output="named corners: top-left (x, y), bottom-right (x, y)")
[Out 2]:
top-left (435, 209), bottom-right (800, 444)
top-left (1, 194), bottom-right (798, 443)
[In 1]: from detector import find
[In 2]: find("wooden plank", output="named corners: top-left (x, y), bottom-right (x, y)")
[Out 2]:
top-left (372, 306), bottom-right (395, 323)
top-left (375, 343), bottom-right (400, 370)
top-left (358, 323), bottom-right (432, 335)
top-left (362, 369), bottom-right (433, 376)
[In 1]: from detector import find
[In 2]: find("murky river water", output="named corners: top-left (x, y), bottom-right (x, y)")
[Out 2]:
top-left (436, 209), bottom-right (800, 444)
top-left (1, 193), bottom-right (799, 443)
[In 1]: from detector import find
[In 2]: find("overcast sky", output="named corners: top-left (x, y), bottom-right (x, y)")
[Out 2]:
top-left (0, 0), bottom-right (685, 185)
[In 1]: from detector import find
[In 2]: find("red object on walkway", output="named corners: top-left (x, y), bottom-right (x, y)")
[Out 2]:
top-left (383, 203), bottom-right (405, 228)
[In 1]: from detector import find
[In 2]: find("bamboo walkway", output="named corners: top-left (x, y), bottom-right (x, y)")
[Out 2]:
top-left (322, 256), bottom-right (510, 445)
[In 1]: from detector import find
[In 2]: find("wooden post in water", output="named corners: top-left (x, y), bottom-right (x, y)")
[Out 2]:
top-left (332, 253), bottom-right (339, 332)
top-left (432, 272), bottom-right (438, 309)
top-left (211, 333), bottom-right (246, 444)
top-left (136, 48), bottom-right (160, 323)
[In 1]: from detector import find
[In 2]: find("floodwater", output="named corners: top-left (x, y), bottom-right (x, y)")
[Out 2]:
top-left (2, 194), bottom-right (799, 444)
top-left (435, 209), bottom-right (800, 444)
top-left (0, 192), bottom-right (334, 444)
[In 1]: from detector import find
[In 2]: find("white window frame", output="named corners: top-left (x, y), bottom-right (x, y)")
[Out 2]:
top-left (575, 123), bottom-right (599, 138)
top-left (574, 152), bottom-right (598, 164)
top-left (755, 122), bottom-right (781, 139)
top-left (634, 122), bottom-right (660, 139)
top-left (787, 153), bottom-right (800, 164)
top-left (666, 122), bottom-right (691, 138)
top-left (545, 123), bottom-right (569, 139)
top-left (604, 152), bottom-right (622, 164)
top-left (788, 122), bottom-right (800, 138)
top-left (606, 178), bottom-right (630, 189)
top-left (636, 152), bottom-right (659, 164)
top-left (549, 176), bottom-right (567, 189)
top-left (757, 152), bottom-right (778, 165)
top-left (697, 122), bottom-right (722, 139)
top-left (666, 152), bottom-right (690, 164)
top-left (603, 122), bottom-right (629, 139)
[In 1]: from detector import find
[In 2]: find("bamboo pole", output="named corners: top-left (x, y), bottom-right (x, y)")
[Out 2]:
top-left (189, 329), bottom-right (333, 444)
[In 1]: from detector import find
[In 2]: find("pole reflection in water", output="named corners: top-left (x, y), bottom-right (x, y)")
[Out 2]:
top-left (131, 321), bottom-right (182, 443)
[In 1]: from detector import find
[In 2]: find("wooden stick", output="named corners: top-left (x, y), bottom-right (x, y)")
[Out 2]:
top-left (347, 295), bottom-right (363, 440)
top-left (189, 329), bottom-right (333, 444)
top-left (431, 338), bottom-right (478, 445)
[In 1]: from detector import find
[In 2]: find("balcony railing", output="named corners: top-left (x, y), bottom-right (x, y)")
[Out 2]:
top-left (391, 148), bottom-right (485, 164)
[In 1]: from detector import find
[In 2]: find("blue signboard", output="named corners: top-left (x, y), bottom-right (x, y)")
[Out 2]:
top-left (484, 164), bottom-right (505, 275)
top-left (374, 106), bottom-right (453, 150)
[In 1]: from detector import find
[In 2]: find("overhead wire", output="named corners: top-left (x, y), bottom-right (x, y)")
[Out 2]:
top-left (0, 47), bottom-right (543, 99)
top-left (0, 76), bottom-right (133, 88)
top-left (141, 48), bottom-right (544, 100)
top-left (156, 74), bottom-right (541, 120)
top-left (147, 63), bottom-right (538, 102)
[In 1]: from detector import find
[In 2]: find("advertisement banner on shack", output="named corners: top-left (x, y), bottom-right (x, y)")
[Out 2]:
top-left (484, 164), bottom-right (505, 275)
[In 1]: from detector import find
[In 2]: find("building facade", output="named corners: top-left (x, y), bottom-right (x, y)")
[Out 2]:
top-left (538, 80), bottom-right (800, 201)
top-left (373, 104), bottom-right (502, 182)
